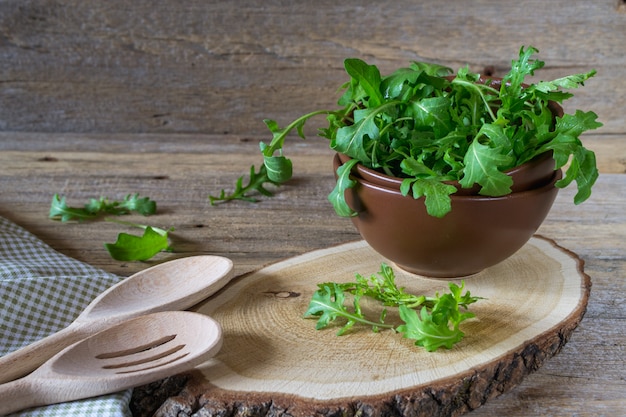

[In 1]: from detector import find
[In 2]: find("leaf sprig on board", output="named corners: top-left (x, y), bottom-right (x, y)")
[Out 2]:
top-left (210, 46), bottom-right (602, 218)
top-left (304, 263), bottom-right (482, 352)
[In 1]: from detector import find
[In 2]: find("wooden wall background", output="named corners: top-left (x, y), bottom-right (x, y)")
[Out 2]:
top-left (0, 0), bottom-right (624, 173)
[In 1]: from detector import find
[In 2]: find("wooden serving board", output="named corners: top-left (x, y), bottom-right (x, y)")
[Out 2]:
top-left (165, 236), bottom-right (590, 417)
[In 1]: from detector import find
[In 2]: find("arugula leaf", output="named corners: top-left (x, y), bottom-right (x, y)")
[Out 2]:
top-left (343, 58), bottom-right (384, 107)
top-left (352, 263), bottom-right (427, 308)
top-left (447, 281), bottom-right (482, 310)
top-left (500, 45), bottom-right (544, 113)
top-left (397, 305), bottom-right (465, 352)
top-left (328, 158), bottom-right (359, 217)
top-left (50, 194), bottom-right (157, 222)
top-left (568, 147), bottom-right (598, 204)
top-left (50, 194), bottom-right (98, 222)
top-left (410, 61), bottom-right (454, 77)
top-left (261, 146), bottom-right (293, 184)
top-left (400, 178), bottom-right (457, 218)
top-left (260, 119), bottom-right (296, 183)
top-left (381, 66), bottom-right (425, 100)
top-left (553, 109), bottom-right (603, 140)
top-left (331, 102), bottom-right (399, 164)
top-left (112, 194), bottom-right (157, 216)
top-left (535, 110), bottom-right (602, 202)
top-left (209, 165), bottom-right (279, 204)
top-left (450, 78), bottom-right (499, 122)
top-left (460, 140), bottom-right (515, 196)
top-left (398, 282), bottom-right (480, 352)
top-left (549, 142), bottom-right (598, 204)
top-left (304, 283), bottom-right (392, 335)
top-left (210, 110), bottom-right (336, 203)
top-left (104, 225), bottom-right (172, 262)
top-left (332, 108), bottom-right (380, 164)
top-left (531, 70), bottom-right (597, 95)
top-left (409, 96), bottom-right (453, 137)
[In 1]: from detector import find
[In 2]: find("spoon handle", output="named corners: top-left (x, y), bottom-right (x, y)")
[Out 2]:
top-left (0, 377), bottom-right (42, 414)
top-left (0, 320), bottom-right (100, 384)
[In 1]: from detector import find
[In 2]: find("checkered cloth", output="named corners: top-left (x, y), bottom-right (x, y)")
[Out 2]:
top-left (0, 216), bottom-right (132, 416)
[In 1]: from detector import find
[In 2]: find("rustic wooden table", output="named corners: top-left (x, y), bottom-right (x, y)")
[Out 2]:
top-left (1, 133), bottom-right (625, 416)
top-left (1, 1), bottom-right (624, 416)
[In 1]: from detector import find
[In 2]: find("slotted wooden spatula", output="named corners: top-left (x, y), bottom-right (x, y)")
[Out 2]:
top-left (0, 310), bottom-right (222, 415)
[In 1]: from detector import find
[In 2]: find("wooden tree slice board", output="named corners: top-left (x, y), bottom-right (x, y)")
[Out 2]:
top-left (166, 235), bottom-right (590, 417)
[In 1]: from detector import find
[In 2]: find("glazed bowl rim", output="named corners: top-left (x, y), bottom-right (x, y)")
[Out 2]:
top-left (336, 154), bottom-right (562, 201)
top-left (340, 151), bottom-right (555, 191)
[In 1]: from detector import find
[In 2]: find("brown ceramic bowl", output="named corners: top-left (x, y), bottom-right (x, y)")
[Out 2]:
top-left (334, 154), bottom-right (561, 278)
top-left (337, 151), bottom-right (556, 196)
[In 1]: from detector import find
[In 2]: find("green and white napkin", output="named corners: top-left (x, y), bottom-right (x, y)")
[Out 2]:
top-left (0, 216), bottom-right (132, 416)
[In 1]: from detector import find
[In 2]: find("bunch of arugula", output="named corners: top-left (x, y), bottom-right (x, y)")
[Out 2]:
top-left (49, 194), bottom-right (172, 261)
top-left (304, 263), bottom-right (481, 352)
top-left (210, 46), bottom-right (602, 217)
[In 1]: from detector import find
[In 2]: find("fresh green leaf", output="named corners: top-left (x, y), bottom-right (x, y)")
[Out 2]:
top-left (530, 70), bottom-right (597, 94)
top-left (115, 194), bottom-right (157, 216)
top-left (332, 109), bottom-right (379, 164)
top-left (400, 178), bottom-right (457, 218)
top-left (327, 158), bottom-right (359, 217)
top-left (535, 110), bottom-right (602, 203)
top-left (476, 123), bottom-right (514, 154)
top-left (553, 110), bottom-right (603, 139)
top-left (352, 263), bottom-right (427, 308)
top-left (396, 305), bottom-right (465, 352)
top-left (343, 58), bottom-right (384, 107)
top-left (104, 226), bottom-right (171, 261)
top-left (447, 281), bottom-right (481, 310)
top-left (331, 103), bottom-right (400, 163)
top-left (262, 141), bottom-right (293, 184)
top-left (381, 66), bottom-right (424, 100)
top-left (409, 96), bottom-right (453, 137)
top-left (500, 45), bottom-right (544, 110)
top-left (409, 61), bottom-right (454, 77)
top-left (49, 194), bottom-right (157, 222)
top-left (49, 194), bottom-right (98, 222)
top-left (304, 283), bottom-right (393, 335)
top-left (460, 140), bottom-right (515, 196)
top-left (209, 165), bottom-right (280, 204)
top-left (450, 78), bottom-right (499, 122)
top-left (553, 145), bottom-right (598, 204)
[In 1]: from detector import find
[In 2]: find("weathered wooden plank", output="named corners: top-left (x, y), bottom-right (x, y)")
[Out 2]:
top-left (1, 131), bottom-right (624, 175)
top-left (0, 0), bottom-right (624, 136)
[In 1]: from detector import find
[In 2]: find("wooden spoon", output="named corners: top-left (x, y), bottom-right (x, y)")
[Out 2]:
top-left (0, 255), bottom-right (233, 383)
top-left (0, 311), bottom-right (222, 415)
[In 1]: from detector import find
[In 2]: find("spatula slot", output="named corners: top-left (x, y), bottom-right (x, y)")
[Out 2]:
top-left (114, 352), bottom-right (191, 374)
top-left (102, 344), bottom-right (186, 369)
top-left (95, 335), bottom-right (177, 359)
